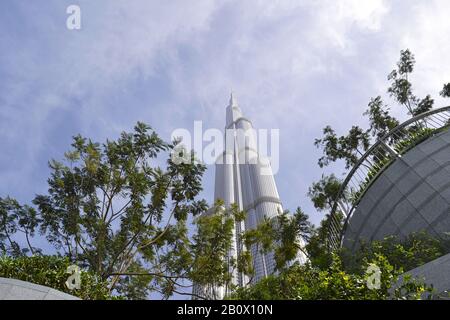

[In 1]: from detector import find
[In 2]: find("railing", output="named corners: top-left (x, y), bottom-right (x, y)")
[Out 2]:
top-left (327, 106), bottom-right (450, 251)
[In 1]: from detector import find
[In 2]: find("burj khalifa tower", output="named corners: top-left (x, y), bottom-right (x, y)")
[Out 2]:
top-left (193, 94), bottom-right (306, 299)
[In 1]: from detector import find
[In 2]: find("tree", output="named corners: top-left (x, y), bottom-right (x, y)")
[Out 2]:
top-left (1, 122), bottom-right (209, 299)
top-left (440, 83), bottom-right (450, 98)
top-left (306, 174), bottom-right (346, 267)
top-left (308, 174), bottom-right (343, 212)
top-left (0, 197), bottom-right (41, 257)
top-left (363, 96), bottom-right (399, 141)
top-left (313, 48), bottom-right (446, 176)
top-left (387, 49), bottom-right (434, 117)
top-left (314, 126), bottom-right (370, 170)
top-left (305, 212), bottom-right (344, 270)
top-left (413, 95), bottom-right (434, 117)
top-left (190, 201), bottom-right (249, 299)
top-left (387, 49), bottom-right (417, 115)
top-left (271, 208), bottom-right (313, 269)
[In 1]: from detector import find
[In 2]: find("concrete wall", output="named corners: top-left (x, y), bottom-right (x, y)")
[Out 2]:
top-left (0, 277), bottom-right (80, 300)
top-left (343, 129), bottom-right (450, 251)
top-left (396, 252), bottom-right (450, 299)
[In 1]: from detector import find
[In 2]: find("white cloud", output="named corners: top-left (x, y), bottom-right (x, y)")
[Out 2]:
top-left (311, 0), bottom-right (389, 50)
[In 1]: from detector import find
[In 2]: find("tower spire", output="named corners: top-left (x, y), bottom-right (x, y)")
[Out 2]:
top-left (226, 92), bottom-right (242, 126)
top-left (229, 91), bottom-right (237, 107)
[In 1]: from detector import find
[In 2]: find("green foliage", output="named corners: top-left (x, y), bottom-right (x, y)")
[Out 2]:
top-left (314, 126), bottom-right (370, 170)
top-left (233, 226), bottom-right (448, 300)
top-left (0, 255), bottom-right (116, 300)
top-left (113, 260), bottom-right (153, 300)
top-left (387, 49), bottom-right (417, 112)
top-left (189, 202), bottom-right (312, 299)
top-left (0, 122), bottom-right (209, 299)
top-left (308, 174), bottom-right (343, 212)
top-left (0, 118), bottom-right (309, 299)
top-left (351, 126), bottom-right (447, 205)
top-left (350, 158), bottom-right (391, 204)
top-left (393, 127), bottom-right (435, 154)
top-left (413, 95), bottom-right (434, 117)
top-left (0, 197), bottom-right (41, 257)
top-left (341, 232), bottom-right (449, 275)
top-left (364, 96), bottom-right (399, 141)
top-left (387, 49), bottom-right (434, 117)
top-left (190, 201), bottom-right (238, 298)
top-left (232, 254), bottom-right (431, 300)
top-left (233, 232), bottom-right (447, 300)
top-left (272, 208), bottom-right (313, 270)
top-left (305, 212), bottom-right (343, 270)
top-left (440, 83), bottom-right (450, 98)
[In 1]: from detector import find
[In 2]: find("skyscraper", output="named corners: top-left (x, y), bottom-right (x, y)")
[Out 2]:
top-left (192, 94), bottom-right (307, 299)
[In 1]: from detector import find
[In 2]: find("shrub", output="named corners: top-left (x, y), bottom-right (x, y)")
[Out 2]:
top-left (0, 255), bottom-right (119, 300)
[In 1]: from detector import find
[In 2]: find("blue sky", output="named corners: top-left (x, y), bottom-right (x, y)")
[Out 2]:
top-left (1, 0), bottom-right (450, 255)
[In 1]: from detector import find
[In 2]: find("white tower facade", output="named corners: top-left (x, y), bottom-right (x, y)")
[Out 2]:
top-left (193, 95), bottom-right (307, 299)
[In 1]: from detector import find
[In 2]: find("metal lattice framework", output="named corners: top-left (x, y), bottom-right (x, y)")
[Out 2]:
top-left (328, 106), bottom-right (450, 251)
